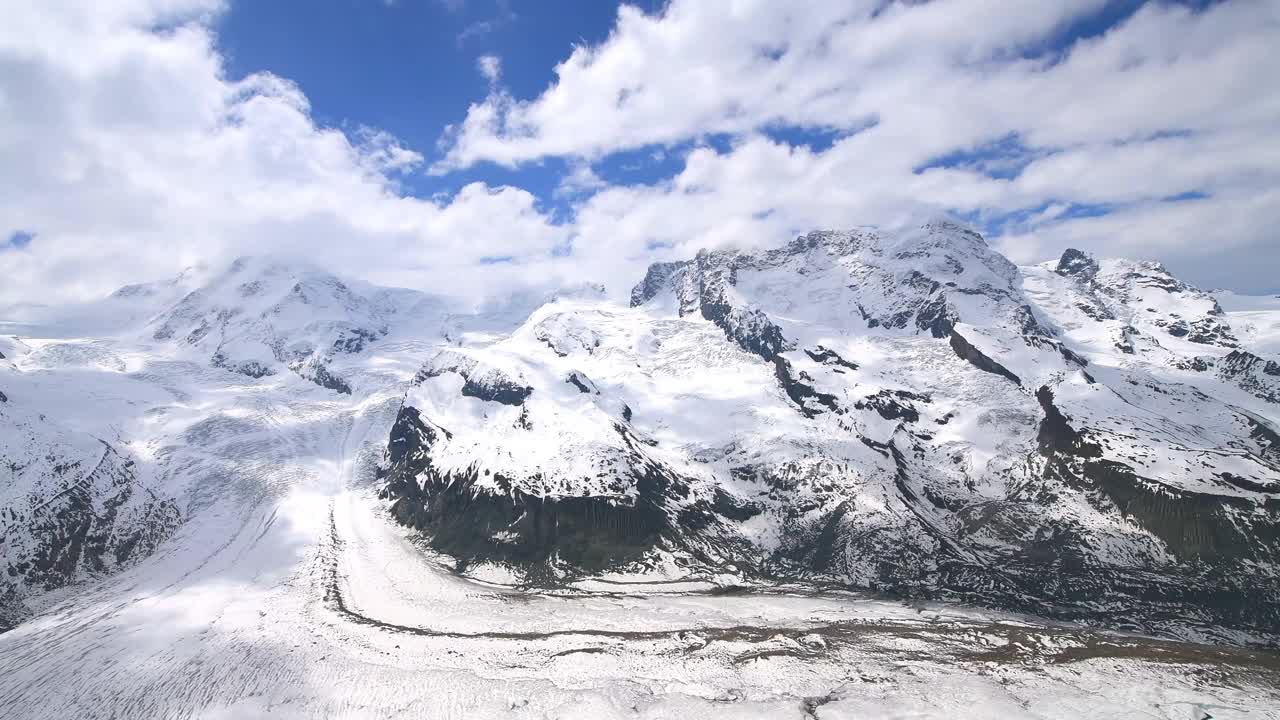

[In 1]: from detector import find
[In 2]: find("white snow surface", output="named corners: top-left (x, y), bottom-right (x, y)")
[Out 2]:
top-left (1, 229), bottom-right (1279, 718)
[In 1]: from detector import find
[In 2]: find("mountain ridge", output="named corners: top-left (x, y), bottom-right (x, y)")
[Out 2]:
top-left (378, 224), bottom-right (1280, 642)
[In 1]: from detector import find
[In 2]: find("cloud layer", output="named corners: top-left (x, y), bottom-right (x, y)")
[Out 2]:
top-left (0, 0), bottom-right (569, 306)
top-left (1, 0), bottom-right (1277, 308)
top-left (443, 0), bottom-right (1280, 292)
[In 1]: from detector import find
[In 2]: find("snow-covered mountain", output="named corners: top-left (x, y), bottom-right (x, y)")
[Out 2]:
top-left (3, 226), bottom-right (1280, 716)
top-left (145, 256), bottom-right (432, 393)
top-left (1, 224), bottom-right (1278, 657)
top-left (379, 222), bottom-right (1280, 640)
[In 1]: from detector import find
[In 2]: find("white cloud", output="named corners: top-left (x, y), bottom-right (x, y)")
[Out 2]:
top-left (555, 162), bottom-right (606, 198)
top-left (455, 0), bottom-right (515, 47)
top-left (434, 0), bottom-right (1280, 292)
top-left (3, 0), bottom-right (1279, 310)
top-left (0, 1), bottom-right (571, 306)
top-left (476, 54), bottom-right (501, 83)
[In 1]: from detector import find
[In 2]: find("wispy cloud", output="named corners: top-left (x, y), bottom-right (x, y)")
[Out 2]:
top-left (455, 0), bottom-right (515, 47)
top-left (476, 54), bottom-right (501, 84)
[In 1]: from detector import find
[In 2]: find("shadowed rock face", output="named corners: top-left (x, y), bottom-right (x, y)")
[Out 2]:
top-left (378, 405), bottom-right (733, 578)
top-left (1, 442), bottom-right (180, 631)
top-left (416, 351), bottom-right (533, 407)
top-left (1029, 388), bottom-right (1280, 635)
top-left (1217, 350), bottom-right (1280, 403)
top-left (949, 331), bottom-right (1020, 385)
top-left (388, 468), bottom-right (671, 576)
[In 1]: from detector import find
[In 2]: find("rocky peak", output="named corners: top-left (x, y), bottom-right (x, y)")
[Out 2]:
top-left (1217, 349), bottom-right (1280, 403)
top-left (1055, 248), bottom-right (1100, 278)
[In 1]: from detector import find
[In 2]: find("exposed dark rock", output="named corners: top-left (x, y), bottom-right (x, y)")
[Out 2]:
top-left (0, 390), bottom-right (6, 403)
top-left (419, 352), bottom-right (533, 407)
top-left (700, 293), bottom-right (792, 362)
top-left (1218, 472), bottom-right (1277, 494)
top-left (803, 346), bottom-right (858, 371)
top-left (855, 390), bottom-right (924, 423)
top-left (1055, 248), bottom-right (1100, 278)
top-left (710, 487), bottom-right (763, 522)
top-left (566, 372), bottom-right (595, 394)
top-left (211, 352), bottom-right (274, 378)
top-left (309, 364), bottom-right (352, 395)
top-left (1221, 350), bottom-right (1280, 377)
top-left (461, 377), bottom-right (532, 406)
top-left (386, 231), bottom-right (1280, 642)
top-left (1023, 384), bottom-right (1280, 636)
top-left (1217, 350), bottom-right (1280, 403)
top-left (1014, 304), bottom-right (1053, 338)
top-left (1035, 386), bottom-right (1101, 458)
top-left (1127, 265), bottom-right (1186, 293)
top-left (1115, 325), bottom-right (1138, 354)
top-left (914, 294), bottom-right (956, 338)
top-left (1178, 356), bottom-right (1213, 372)
top-left (949, 331), bottom-right (1021, 385)
top-left (773, 357), bottom-right (840, 418)
top-left (332, 327), bottom-right (381, 354)
top-left (629, 261), bottom-right (686, 308)
top-left (1056, 343), bottom-right (1089, 367)
top-left (380, 407), bottom-right (701, 577)
top-left (1075, 300), bottom-right (1115, 322)
top-left (2, 443), bottom-right (180, 630)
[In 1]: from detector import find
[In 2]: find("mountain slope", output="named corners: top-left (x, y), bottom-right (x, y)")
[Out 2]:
top-left (0, 399), bottom-right (180, 629)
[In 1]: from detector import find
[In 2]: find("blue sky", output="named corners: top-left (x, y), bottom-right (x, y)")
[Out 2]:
top-left (216, 0), bottom-right (666, 210)
top-left (1, 1), bottom-right (1276, 301)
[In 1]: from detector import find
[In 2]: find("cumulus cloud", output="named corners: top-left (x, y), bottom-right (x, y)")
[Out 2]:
top-left (0, 0), bottom-right (570, 306)
top-left (439, 0), bottom-right (1280, 292)
top-left (3, 0), bottom-right (1278, 310)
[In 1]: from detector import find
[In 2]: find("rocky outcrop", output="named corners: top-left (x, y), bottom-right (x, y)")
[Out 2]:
top-left (379, 406), bottom-right (702, 577)
top-left (417, 350), bottom-right (533, 406)
top-left (1055, 248), bottom-right (1100, 278)
top-left (949, 331), bottom-right (1020, 385)
top-left (1217, 350), bottom-right (1280, 403)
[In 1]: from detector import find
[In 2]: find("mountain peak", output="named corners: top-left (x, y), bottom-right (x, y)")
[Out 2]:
top-left (1055, 248), bottom-right (1100, 278)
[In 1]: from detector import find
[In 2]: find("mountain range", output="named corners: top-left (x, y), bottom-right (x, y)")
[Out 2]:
top-left (3, 222), bottom-right (1279, 647)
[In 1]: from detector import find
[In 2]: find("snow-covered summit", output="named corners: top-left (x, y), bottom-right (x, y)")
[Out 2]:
top-left (381, 226), bottom-right (1280, 640)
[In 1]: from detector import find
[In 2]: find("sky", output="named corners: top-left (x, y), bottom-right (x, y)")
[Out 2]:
top-left (1, 0), bottom-right (1278, 307)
